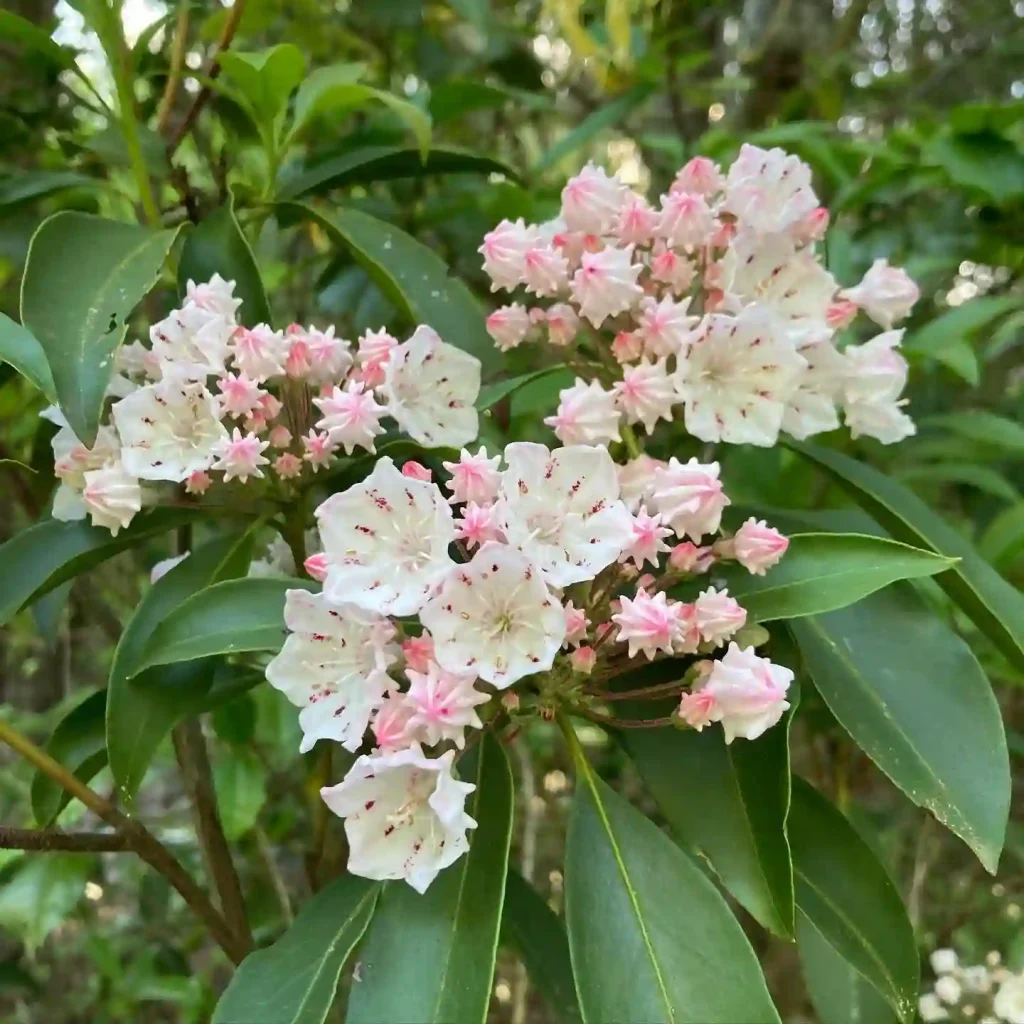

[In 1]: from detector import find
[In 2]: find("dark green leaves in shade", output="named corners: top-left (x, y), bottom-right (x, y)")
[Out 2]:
top-left (0, 312), bottom-right (56, 399)
top-left (212, 874), bottom-right (380, 1024)
top-left (477, 366), bottom-right (570, 411)
top-left (21, 212), bottom-right (179, 444)
top-left (279, 203), bottom-right (499, 371)
top-left (788, 780), bottom-right (918, 1022)
top-left (346, 735), bottom-right (514, 1024)
top-left (564, 728), bottom-right (781, 1024)
top-left (791, 583), bottom-right (1010, 872)
top-left (178, 193), bottom-right (271, 327)
top-left (791, 441), bottom-right (1024, 675)
top-left (719, 532), bottom-right (953, 622)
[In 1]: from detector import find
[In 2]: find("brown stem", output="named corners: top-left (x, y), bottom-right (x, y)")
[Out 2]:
top-left (0, 827), bottom-right (130, 853)
top-left (571, 708), bottom-right (678, 730)
top-left (587, 680), bottom-right (685, 702)
top-left (156, 0), bottom-right (190, 134)
top-left (0, 719), bottom-right (247, 963)
top-left (167, 0), bottom-right (247, 155)
top-left (172, 719), bottom-right (253, 955)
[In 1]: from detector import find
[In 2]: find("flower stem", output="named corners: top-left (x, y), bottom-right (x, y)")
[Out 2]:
top-left (571, 707), bottom-right (678, 730)
top-left (587, 680), bottom-right (686, 702)
top-left (620, 423), bottom-right (643, 459)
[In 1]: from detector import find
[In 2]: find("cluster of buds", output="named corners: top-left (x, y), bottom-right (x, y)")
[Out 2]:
top-left (265, 440), bottom-right (793, 891)
top-left (921, 948), bottom-right (1024, 1023)
top-left (481, 145), bottom-right (920, 448)
top-left (46, 275), bottom-right (481, 535)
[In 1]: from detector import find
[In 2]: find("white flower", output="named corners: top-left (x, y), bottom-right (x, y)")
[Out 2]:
top-left (544, 378), bottom-right (621, 446)
top-left (722, 144), bottom-right (819, 236)
top-left (613, 358), bottom-right (678, 434)
top-left (321, 745), bottom-right (476, 892)
top-left (496, 442), bottom-right (633, 588)
top-left (298, 324), bottom-right (353, 385)
top-left (844, 399), bottom-right (916, 444)
top-left (655, 191), bottom-right (716, 250)
top-left (843, 329), bottom-right (909, 405)
top-left (404, 663), bottom-right (489, 749)
top-left (185, 274), bottom-right (242, 320)
top-left (672, 156), bottom-right (723, 196)
top-left (561, 163), bottom-right (626, 234)
top-left (650, 457), bottom-right (729, 540)
top-left (382, 326), bottom-right (480, 448)
top-left (934, 976), bottom-right (962, 1005)
top-left (150, 302), bottom-right (235, 379)
top-left (50, 417), bottom-right (120, 489)
top-left (210, 428), bottom-right (270, 483)
top-left (232, 324), bottom-right (288, 380)
top-left (996, 977), bottom-right (1024, 1024)
top-left (694, 587), bottom-right (747, 646)
top-left (82, 461), bottom-right (142, 534)
top-left (703, 643), bottom-right (793, 743)
top-left (443, 447), bottom-right (502, 505)
top-left (266, 589), bottom-right (398, 753)
top-left (420, 542), bottom-right (565, 687)
top-left (570, 245), bottom-right (644, 327)
top-left (479, 218), bottom-right (536, 291)
top-left (112, 377), bottom-right (229, 482)
top-left (313, 381), bottom-right (386, 455)
top-left (486, 303), bottom-right (533, 351)
top-left (316, 457), bottom-right (456, 616)
top-left (675, 307), bottom-right (807, 446)
top-left (841, 258), bottom-right (919, 329)
top-left (782, 339), bottom-right (846, 440)
top-left (918, 993), bottom-right (949, 1022)
top-left (454, 501), bottom-right (503, 548)
top-left (621, 505), bottom-right (673, 570)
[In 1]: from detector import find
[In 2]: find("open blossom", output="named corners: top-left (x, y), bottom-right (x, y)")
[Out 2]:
top-left (841, 258), bottom-right (919, 328)
top-left (571, 245), bottom-right (643, 327)
top-left (316, 457), bottom-right (456, 616)
top-left (301, 429), bottom-right (336, 470)
top-left (843, 329), bottom-right (915, 444)
top-left (561, 163), bottom-right (625, 234)
top-left (404, 664), bottom-right (489, 749)
top-left (782, 338), bottom-right (846, 440)
top-left (486, 303), bottom-right (532, 351)
top-left (651, 458), bottom-right (729, 540)
top-left (612, 589), bottom-right (684, 660)
top-left (150, 302), bottom-right (234, 379)
top-left (455, 502), bottom-right (502, 547)
top-left (723, 144), bottom-right (819, 236)
top-left (703, 643), bottom-right (793, 743)
top-left (314, 381), bottom-right (386, 455)
top-left (845, 398), bottom-right (916, 445)
top-left (636, 296), bottom-right (696, 357)
top-left (443, 447), bottom-right (501, 505)
top-left (479, 218), bottom-right (536, 291)
top-left (694, 587), bottom-right (747, 646)
top-left (381, 326), bottom-right (480, 448)
top-left (321, 746), bottom-right (476, 893)
top-left (185, 274), bottom-right (241, 319)
top-left (217, 372), bottom-right (265, 418)
top-left (656, 191), bottom-right (716, 250)
top-left (613, 358), bottom-right (678, 433)
top-left (544, 378), bottom-right (621, 446)
top-left (497, 442), bottom-right (633, 587)
top-left (621, 506), bottom-right (673, 570)
top-left (211, 428), bottom-right (270, 482)
top-left (420, 542), bottom-right (565, 687)
top-left (232, 323), bottom-right (287, 380)
top-left (266, 590), bottom-right (398, 753)
top-left (82, 462), bottom-right (142, 534)
top-left (355, 328), bottom-right (398, 387)
top-left (731, 518), bottom-right (788, 575)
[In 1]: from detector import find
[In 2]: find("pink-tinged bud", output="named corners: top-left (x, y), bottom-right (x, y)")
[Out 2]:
top-left (708, 220), bottom-right (736, 250)
top-left (840, 258), bottom-right (920, 329)
top-left (258, 393), bottom-right (284, 420)
top-left (732, 518), bottom-right (788, 576)
top-left (704, 287), bottom-right (727, 312)
top-left (304, 552), bottom-right (330, 581)
top-left (671, 156), bottom-right (723, 197)
top-left (563, 600), bottom-right (591, 648)
top-left (274, 452), bottom-right (303, 479)
top-left (694, 587), bottom-right (747, 647)
top-left (826, 299), bottom-right (859, 330)
top-left (486, 303), bottom-right (532, 352)
top-left (268, 425), bottom-right (292, 449)
top-left (286, 322), bottom-right (304, 335)
top-left (501, 691), bottom-right (521, 713)
top-left (401, 460), bottom-right (432, 482)
top-left (636, 573), bottom-right (656, 590)
top-left (570, 646), bottom-right (597, 674)
top-left (285, 340), bottom-right (312, 378)
top-left (703, 644), bottom-right (793, 743)
top-left (612, 331), bottom-right (644, 364)
top-left (371, 694), bottom-right (415, 752)
top-left (402, 633), bottom-right (435, 675)
top-left (795, 206), bottom-right (829, 243)
top-left (669, 541), bottom-right (716, 574)
top-left (244, 414), bottom-right (268, 434)
top-left (185, 470), bottom-right (212, 495)
top-left (678, 688), bottom-right (717, 731)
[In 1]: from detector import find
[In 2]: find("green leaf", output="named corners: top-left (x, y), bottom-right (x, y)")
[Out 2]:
top-left (477, 366), bottom-right (569, 411)
top-left (790, 441), bottom-right (1024, 674)
top-left (563, 727), bottom-right (781, 1024)
top-left (790, 583), bottom-right (1009, 872)
top-left (621, 709), bottom-right (795, 938)
top-left (278, 145), bottom-right (518, 200)
top-left (896, 463), bottom-right (1019, 503)
top-left (796, 909), bottom-right (899, 1024)
top-left (291, 61), bottom-right (367, 126)
top-left (788, 780), bottom-right (917, 1021)
top-left (0, 508), bottom-right (201, 629)
top-left (213, 750), bottom-right (268, 841)
top-left (31, 689), bottom-right (107, 827)
top-left (0, 312), bottom-right (56, 399)
top-left (429, 80), bottom-right (544, 123)
top-left (280, 203), bottom-right (498, 371)
top-left (107, 532), bottom-right (256, 803)
top-left (720, 532), bottom-right (953, 622)
top-left (0, 856), bottom-right (91, 953)
top-left (20, 212), bottom-right (180, 444)
top-left (0, 11), bottom-right (77, 69)
top-left (921, 410), bottom-right (1024, 454)
top-left (178, 193), bottom-right (271, 328)
top-left (134, 576), bottom-right (316, 675)
top-left (346, 734), bottom-right (514, 1024)
top-left (213, 874), bottom-right (379, 1024)
top-left (502, 870), bottom-right (582, 1024)
top-left (218, 45), bottom-right (306, 129)
top-left (928, 131), bottom-right (1024, 205)
top-left (979, 503), bottom-right (1024, 569)
top-left (0, 171), bottom-right (100, 209)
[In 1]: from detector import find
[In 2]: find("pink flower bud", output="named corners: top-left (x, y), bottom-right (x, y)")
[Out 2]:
top-left (303, 552), bottom-right (330, 581)
top-left (826, 299), bottom-right (859, 329)
top-left (703, 643), bottom-right (793, 743)
top-left (563, 600), bottom-right (590, 648)
top-left (694, 587), bottom-right (746, 647)
top-left (840, 258), bottom-right (919, 329)
top-left (402, 633), bottom-right (435, 675)
top-left (732, 518), bottom-right (788, 576)
top-left (678, 688), bottom-right (717, 731)
top-left (268, 425), bottom-right (292, 449)
top-left (402, 460), bottom-right (432, 482)
top-left (185, 470), bottom-right (212, 495)
top-left (671, 156), bottom-right (723, 196)
top-left (669, 541), bottom-right (715, 574)
top-left (501, 691), bottom-right (520, 713)
top-left (612, 331), bottom-right (644, 364)
top-left (570, 646), bottom-right (597, 674)
top-left (274, 452), bottom-right (303, 479)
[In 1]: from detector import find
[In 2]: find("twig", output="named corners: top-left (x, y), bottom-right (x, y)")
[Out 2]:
top-left (172, 719), bottom-right (253, 955)
top-left (255, 826), bottom-right (293, 926)
top-left (571, 708), bottom-right (678, 730)
top-left (0, 718), bottom-right (247, 963)
top-left (587, 680), bottom-right (685, 702)
top-left (0, 827), bottom-right (130, 853)
top-left (156, 0), bottom-right (191, 134)
top-left (168, 0), bottom-right (247, 155)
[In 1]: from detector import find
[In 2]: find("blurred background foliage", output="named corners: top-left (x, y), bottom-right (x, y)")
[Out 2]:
top-left (1, 0), bottom-right (1024, 1021)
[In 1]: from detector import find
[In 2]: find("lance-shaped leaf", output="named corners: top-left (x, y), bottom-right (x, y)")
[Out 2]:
top-left (21, 212), bottom-right (179, 444)
top-left (346, 734), bottom-right (514, 1024)
top-left (0, 312), bottom-right (55, 399)
top-left (213, 874), bottom-right (380, 1024)
top-left (477, 366), bottom-right (570, 411)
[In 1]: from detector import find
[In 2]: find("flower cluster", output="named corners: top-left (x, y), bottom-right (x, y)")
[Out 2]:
top-left (267, 441), bottom-right (794, 890)
top-left (46, 275), bottom-right (481, 534)
top-left (920, 948), bottom-right (1024, 1024)
top-left (481, 145), bottom-right (919, 448)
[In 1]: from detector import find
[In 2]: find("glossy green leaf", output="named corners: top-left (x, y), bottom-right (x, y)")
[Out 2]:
top-left (21, 212), bottom-right (179, 444)
top-left (213, 750), bottom-right (268, 841)
top-left (107, 532), bottom-right (255, 803)
top-left (31, 689), bottom-right (107, 827)
top-left (788, 780), bottom-right (917, 1021)
top-left (791, 582), bottom-right (1009, 871)
top-left (563, 726), bottom-right (781, 1024)
top-left (0, 312), bottom-right (55, 399)
top-left (622, 708), bottom-right (795, 938)
top-left (134, 576), bottom-right (316, 675)
top-left (928, 131), bottom-right (1024, 205)
top-left (0, 508), bottom-right (201, 628)
top-left (720, 532), bottom-right (952, 622)
top-left (477, 366), bottom-right (570, 411)
top-left (278, 145), bottom-right (518, 200)
top-left (218, 45), bottom-right (306, 128)
top-left (0, 171), bottom-right (99, 209)
top-left (178, 193), bottom-right (271, 327)
top-left (281, 203), bottom-right (498, 370)
top-left (921, 410), bottom-right (1024, 454)
top-left (346, 734), bottom-right (514, 1024)
top-left (213, 874), bottom-right (379, 1024)
top-left (791, 441), bottom-right (1024, 674)
top-left (291, 61), bottom-right (367, 127)
top-left (502, 870), bottom-right (582, 1024)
